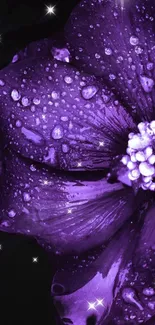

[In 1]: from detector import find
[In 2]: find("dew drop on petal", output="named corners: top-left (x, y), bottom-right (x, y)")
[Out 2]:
top-left (143, 287), bottom-right (155, 296)
top-left (21, 127), bottom-right (44, 145)
top-left (51, 91), bottom-right (59, 100)
top-left (60, 116), bottom-right (68, 122)
top-left (33, 98), bottom-right (40, 105)
top-left (130, 35), bottom-right (139, 46)
top-left (15, 120), bottom-right (22, 128)
top-left (95, 53), bottom-right (101, 59)
top-left (12, 54), bottom-right (19, 63)
top-left (23, 192), bottom-right (31, 202)
top-left (11, 89), bottom-right (21, 101)
top-left (0, 79), bottom-right (5, 86)
top-left (51, 47), bottom-right (70, 63)
top-left (105, 48), bottom-right (112, 55)
top-left (147, 62), bottom-right (154, 71)
top-left (81, 85), bottom-right (98, 99)
top-left (122, 287), bottom-right (143, 311)
top-left (51, 125), bottom-right (64, 139)
top-left (62, 143), bottom-right (69, 153)
top-left (148, 301), bottom-right (155, 310)
top-left (135, 46), bottom-right (143, 54)
top-left (64, 76), bottom-right (73, 84)
top-left (21, 96), bottom-right (30, 107)
top-left (140, 75), bottom-right (154, 93)
top-left (8, 209), bottom-right (16, 218)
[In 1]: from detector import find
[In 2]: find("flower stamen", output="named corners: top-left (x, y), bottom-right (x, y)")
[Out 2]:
top-left (121, 121), bottom-right (155, 191)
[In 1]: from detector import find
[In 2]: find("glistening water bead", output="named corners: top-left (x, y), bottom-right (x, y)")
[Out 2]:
top-left (121, 121), bottom-right (155, 191)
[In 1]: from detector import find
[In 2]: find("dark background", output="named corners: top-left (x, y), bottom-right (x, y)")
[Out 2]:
top-left (0, 1), bottom-right (79, 324)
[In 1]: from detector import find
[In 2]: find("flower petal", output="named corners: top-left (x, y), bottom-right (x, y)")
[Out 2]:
top-left (133, 202), bottom-right (155, 267)
top-left (52, 221), bottom-right (138, 324)
top-left (0, 50), bottom-right (136, 170)
top-left (10, 32), bottom-right (69, 65)
top-left (65, 0), bottom-right (155, 121)
top-left (0, 149), bottom-right (135, 254)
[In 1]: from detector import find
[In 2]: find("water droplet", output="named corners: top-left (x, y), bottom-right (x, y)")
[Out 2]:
top-left (21, 126), bottom-right (45, 145)
top-left (105, 48), bottom-right (112, 55)
top-left (140, 75), bottom-right (154, 92)
top-left (30, 164), bottom-right (36, 172)
top-left (130, 35), bottom-right (139, 46)
top-left (12, 54), bottom-right (19, 63)
top-left (11, 89), bottom-right (21, 101)
top-left (109, 74), bottom-right (116, 80)
top-left (23, 192), bottom-right (31, 202)
top-left (8, 209), bottom-right (16, 218)
top-left (51, 91), bottom-right (60, 100)
top-left (143, 287), bottom-right (155, 296)
top-left (51, 47), bottom-right (70, 63)
top-left (64, 76), bottom-right (73, 84)
top-left (148, 301), bottom-right (155, 310)
top-left (122, 287), bottom-right (143, 311)
top-left (60, 116), bottom-right (68, 122)
top-left (95, 53), bottom-right (101, 59)
top-left (43, 147), bottom-right (56, 165)
top-left (51, 125), bottom-right (64, 139)
top-left (33, 98), bottom-right (40, 105)
top-left (62, 143), bottom-right (69, 153)
top-left (135, 46), bottom-right (143, 54)
top-left (147, 62), bottom-right (154, 71)
top-left (81, 85), bottom-right (98, 99)
top-left (21, 96), bottom-right (30, 107)
top-left (0, 79), bottom-right (5, 86)
top-left (15, 120), bottom-right (22, 127)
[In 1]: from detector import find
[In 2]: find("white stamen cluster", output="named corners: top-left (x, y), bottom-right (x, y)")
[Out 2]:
top-left (121, 121), bottom-right (155, 191)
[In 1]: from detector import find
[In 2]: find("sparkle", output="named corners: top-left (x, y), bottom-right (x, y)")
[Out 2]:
top-left (67, 208), bottom-right (72, 214)
top-left (77, 162), bottom-right (82, 167)
top-left (42, 114), bottom-right (46, 120)
top-left (39, 178), bottom-right (52, 186)
top-left (96, 298), bottom-right (104, 306)
top-left (32, 257), bottom-right (38, 263)
top-left (99, 141), bottom-right (104, 147)
top-left (45, 5), bottom-right (56, 15)
top-left (88, 302), bottom-right (96, 310)
top-left (43, 180), bottom-right (49, 185)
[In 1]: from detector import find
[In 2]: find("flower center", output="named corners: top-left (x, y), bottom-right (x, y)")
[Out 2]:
top-left (121, 121), bottom-right (155, 191)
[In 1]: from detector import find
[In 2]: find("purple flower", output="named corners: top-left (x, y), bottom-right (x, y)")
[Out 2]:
top-left (0, 0), bottom-right (155, 324)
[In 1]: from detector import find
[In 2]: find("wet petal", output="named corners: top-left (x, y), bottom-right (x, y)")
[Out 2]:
top-left (52, 222), bottom-right (138, 324)
top-left (10, 32), bottom-right (70, 65)
top-left (0, 50), bottom-right (136, 170)
top-left (0, 149), bottom-right (135, 254)
top-left (133, 203), bottom-right (155, 267)
top-left (103, 201), bottom-right (155, 324)
top-left (65, 0), bottom-right (155, 121)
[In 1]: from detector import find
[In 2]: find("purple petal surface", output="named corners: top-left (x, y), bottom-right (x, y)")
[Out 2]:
top-left (0, 51), bottom-right (136, 171)
top-left (65, 0), bottom-right (155, 121)
top-left (0, 149), bottom-right (135, 254)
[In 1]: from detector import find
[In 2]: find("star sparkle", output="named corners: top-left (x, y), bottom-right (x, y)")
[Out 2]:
top-left (67, 208), bottom-right (72, 214)
top-left (99, 141), bottom-right (104, 147)
top-left (87, 298), bottom-right (105, 311)
top-left (32, 257), bottom-right (38, 263)
top-left (45, 4), bottom-right (56, 16)
top-left (88, 302), bottom-right (96, 310)
top-left (96, 298), bottom-right (104, 306)
top-left (77, 162), bottom-right (82, 167)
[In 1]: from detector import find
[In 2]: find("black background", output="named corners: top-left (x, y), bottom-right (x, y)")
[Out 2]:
top-left (0, 1), bottom-right (79, 324)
